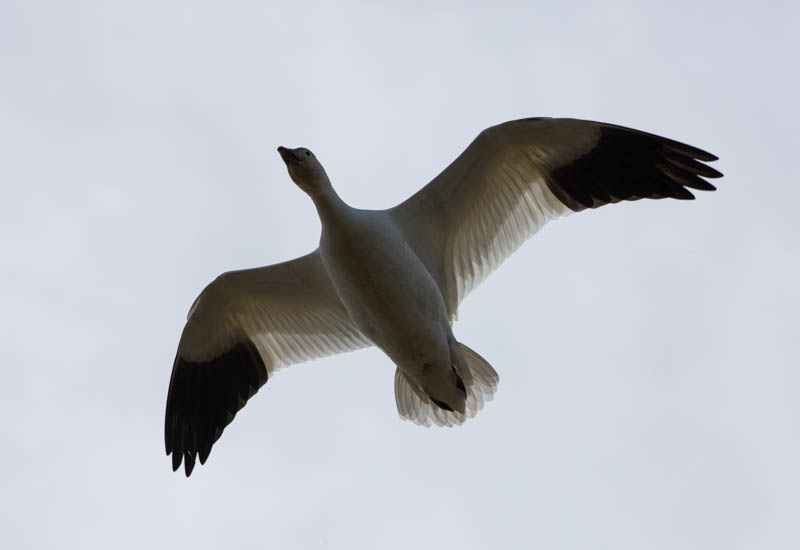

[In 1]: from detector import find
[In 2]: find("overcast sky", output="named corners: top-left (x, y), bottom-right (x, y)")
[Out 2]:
top-left (2, 1), bottom-right (799, 548)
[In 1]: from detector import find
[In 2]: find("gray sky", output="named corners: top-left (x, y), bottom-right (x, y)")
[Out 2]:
top-left (2, 1), bottom-right (798, 548)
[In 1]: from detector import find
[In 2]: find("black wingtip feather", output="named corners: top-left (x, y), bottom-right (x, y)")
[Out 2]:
top-left (184, 451), bottom-right (196, 477)
top-left (663, 143), bottom-right (718, 162)
top-left (664, 154), bottom-right (724, 179)
top-left (164, 340), bottom-right (268, 476)
top-left (546, 125), bottom-right (719, 212)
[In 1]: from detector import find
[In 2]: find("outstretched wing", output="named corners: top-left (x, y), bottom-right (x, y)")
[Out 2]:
top-left (165, 250), bottom-right (370, 476)
top-left (390, 117), bottom-right (721, 318)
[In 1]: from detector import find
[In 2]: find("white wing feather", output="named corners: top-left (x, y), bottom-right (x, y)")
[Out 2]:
top-left (391, 118), bottom-right (599, 317)
top-left (178, 249), bottom-right (370, 372)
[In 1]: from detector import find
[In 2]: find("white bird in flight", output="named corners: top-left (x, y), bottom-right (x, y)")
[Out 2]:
top-left (165, 117), bottom-right (721, 475)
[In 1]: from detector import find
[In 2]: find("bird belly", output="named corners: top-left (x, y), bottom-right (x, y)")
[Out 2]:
top-left (320, 217), bottom-right (450, 372)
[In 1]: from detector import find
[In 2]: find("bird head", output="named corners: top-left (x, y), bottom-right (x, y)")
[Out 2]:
top-left (277, 146), bottom-right (329, 196)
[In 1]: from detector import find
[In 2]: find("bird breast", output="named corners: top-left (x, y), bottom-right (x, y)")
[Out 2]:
top-left (319, 209), bottom-right (450, 363)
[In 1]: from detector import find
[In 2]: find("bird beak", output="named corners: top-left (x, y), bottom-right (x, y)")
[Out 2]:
top-left (277, 146), bottom-right (301, 165)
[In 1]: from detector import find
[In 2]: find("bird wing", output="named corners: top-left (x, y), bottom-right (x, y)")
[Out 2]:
top-left (389, 117), bottom-right (721, 319)
top-left (165, 249), bottom-right (370, 475)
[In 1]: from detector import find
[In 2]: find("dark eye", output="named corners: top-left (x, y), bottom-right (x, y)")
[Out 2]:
top-left (304, 150), bottom-right (311, 156)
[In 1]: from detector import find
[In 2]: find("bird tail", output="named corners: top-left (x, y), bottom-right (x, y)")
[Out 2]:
top-left (394, 341), bottom-right (499, 427)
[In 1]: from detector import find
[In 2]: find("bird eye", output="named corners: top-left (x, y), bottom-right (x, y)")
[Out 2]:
top-left (305, 150), bottom-right (311, 156)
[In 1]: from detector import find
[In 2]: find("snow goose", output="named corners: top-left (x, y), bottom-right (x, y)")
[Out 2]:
top-left (165, 117), bottom-right (722, 475)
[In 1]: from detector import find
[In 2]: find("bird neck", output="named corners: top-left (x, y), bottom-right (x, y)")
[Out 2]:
top-left (311, 183), bottom-right (350, 225)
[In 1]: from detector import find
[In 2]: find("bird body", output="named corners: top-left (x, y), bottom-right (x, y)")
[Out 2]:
top-left (165, 117), bottom-right (722, 475)
top-left (308, 170), bottom-right (473, 415)
top-left (320, 206), bottom-right (453, 383)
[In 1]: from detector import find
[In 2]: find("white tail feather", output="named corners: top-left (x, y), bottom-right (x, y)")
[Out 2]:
top-left (394, 342), bottom-right (499, 427)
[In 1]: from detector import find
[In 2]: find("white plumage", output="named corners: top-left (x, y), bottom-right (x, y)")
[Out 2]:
top-left (165, 117), bottom-right (721, 475)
